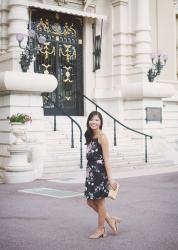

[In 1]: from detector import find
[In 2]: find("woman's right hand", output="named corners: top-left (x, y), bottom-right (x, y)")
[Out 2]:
top-left (108, 179), bottom-right (118, 190)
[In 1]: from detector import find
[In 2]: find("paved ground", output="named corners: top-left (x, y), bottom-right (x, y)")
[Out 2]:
top-left (0, 172), bottom-right (178, 250)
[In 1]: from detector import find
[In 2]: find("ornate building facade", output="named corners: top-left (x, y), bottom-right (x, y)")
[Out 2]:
top-left (0, 0), bottom-right (178, 183)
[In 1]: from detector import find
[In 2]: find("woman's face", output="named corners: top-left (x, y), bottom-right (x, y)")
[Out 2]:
top-left (89, 115), bottom-right (101, 131)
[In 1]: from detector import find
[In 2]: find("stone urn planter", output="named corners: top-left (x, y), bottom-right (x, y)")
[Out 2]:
top-left (5, 113), bottom-right (34, 183)
top-left (7, 113), bottom-right (32, 145)
top-left (11, 122), bottom-right (27, 144)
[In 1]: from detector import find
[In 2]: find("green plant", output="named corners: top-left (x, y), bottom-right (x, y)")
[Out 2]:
top-left (7, 113), bottom-right (32, 124)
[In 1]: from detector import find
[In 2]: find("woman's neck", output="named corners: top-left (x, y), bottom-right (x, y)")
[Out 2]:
top-left (92, 129), bottom-right (101, 139)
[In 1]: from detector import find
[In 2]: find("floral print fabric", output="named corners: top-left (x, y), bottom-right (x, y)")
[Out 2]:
top-left (84, 139), bottom-right (109, 200)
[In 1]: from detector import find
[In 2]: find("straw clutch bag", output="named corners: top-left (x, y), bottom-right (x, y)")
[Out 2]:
top-left (108, 183), bottom-right (120, 200)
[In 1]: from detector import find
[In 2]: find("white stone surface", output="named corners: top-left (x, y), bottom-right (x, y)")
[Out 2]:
top-left (0, 71), bottom-right (58, 92)
top-left (122, 82), bottom-right (175, 99)
top-left (4, 144), bottom-right (34, 183)
top-left (0, 0), bottom-right (178, 183)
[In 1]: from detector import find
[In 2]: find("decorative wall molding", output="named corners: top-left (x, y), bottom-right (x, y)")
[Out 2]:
top-left (54, 0), bottom-right (69, 5)
top-left (83, 0), bottom-right (96, 10)
top-left (0, 0), bottom-right (9, 55)
top-left (173, 0), bottom-right (178, 6)
top-left (112, 0), bottom-right (128, 7)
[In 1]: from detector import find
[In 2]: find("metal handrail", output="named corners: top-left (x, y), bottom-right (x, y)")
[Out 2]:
top-left (43, 95), bottom-right (83, 168)
top-left (76, 92), bottom-right (152, 163)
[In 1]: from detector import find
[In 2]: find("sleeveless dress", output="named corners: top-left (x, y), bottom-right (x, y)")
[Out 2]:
top-left (84, 138), bottom-right (109, 200)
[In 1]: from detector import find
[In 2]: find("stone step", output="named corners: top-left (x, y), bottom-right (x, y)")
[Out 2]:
top-left (46, 143), bottom-right (145, 151)
top-left (44, 156), bottom-right (171, 171)
top-left (44, 151), bottom-right (161, 162)
top-left (45, 133), bottom-right (136, 142)
top-left (42, 121), bottom-right (173, 179)
top-left (45, 148), bottom-right (160, 161)
top-left (42, 161), bottom-right (174, 178)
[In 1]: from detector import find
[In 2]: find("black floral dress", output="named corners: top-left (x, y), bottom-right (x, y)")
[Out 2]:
top-left (84, 138), bottom-right (109, 200)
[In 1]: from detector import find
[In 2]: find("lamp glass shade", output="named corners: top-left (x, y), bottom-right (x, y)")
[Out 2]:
top-left (16, 33), bottom-right (24, 42)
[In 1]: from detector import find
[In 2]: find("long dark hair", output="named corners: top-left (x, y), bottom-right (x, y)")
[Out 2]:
top-left (84, 111), bottom-right (103, 145)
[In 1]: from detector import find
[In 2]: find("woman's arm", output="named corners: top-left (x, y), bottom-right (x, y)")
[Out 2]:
top-left (99, 133), bottom-right (117, 189)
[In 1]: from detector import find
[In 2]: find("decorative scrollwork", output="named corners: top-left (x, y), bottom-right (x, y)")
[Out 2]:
top-left (40, 43), bottom-right (55, 60)
top-left (63, 23), bottom-right (76, 37)
top-left (52, 22), bottom-right (76, 37)
top-left (41, 64), bottom-right (51, 74)
top-left (65, 96), bottom-right (71, 101)
top-left (59, 45), bottom-right (76, 63)
top-left (36, 18), bottom-right (50, 33)
top-left (63, 66), bottom-right (72, 83)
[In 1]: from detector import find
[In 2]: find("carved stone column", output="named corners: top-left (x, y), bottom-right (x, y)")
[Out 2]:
top-left (111, 0), bottom-right (128, 85)
top-left (8, 0), bottom-right (29, 52)
top-left (0, 0), bottom-right (9, 54)
top-left (127, 0), bottom-right (135, 67)
top-left (135, 0), bottom-right (151, 67)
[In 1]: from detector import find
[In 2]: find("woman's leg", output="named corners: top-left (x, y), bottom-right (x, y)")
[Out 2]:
top-left (87, 199), bottom-right (97, 211)
top-left (88, 198), bottom-right (106, 239)
top-left (87, 199), bottom-right (111, 221)
top-left (87, 199), bottom-right (119, 234)
top-left (95, 198), bottom-right (106, 231)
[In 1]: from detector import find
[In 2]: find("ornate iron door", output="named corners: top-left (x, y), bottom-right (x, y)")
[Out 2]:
top-left (30, 8), bottom-right (83, 115)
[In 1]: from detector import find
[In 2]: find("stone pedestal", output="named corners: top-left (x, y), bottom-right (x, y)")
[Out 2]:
top-left (0, 71), bottom-right (58, 183)
top-left (27, 142), bottom-right (45, 179)
top-left (5, 145), bottom-right (33, 183)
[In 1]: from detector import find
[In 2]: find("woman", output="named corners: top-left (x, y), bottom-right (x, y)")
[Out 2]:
top-left (84, 111), bottom-right (120, 239)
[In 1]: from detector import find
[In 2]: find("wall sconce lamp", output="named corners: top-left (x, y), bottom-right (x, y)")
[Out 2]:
top-left (16, 29), bottom-right (46, 72)
top-left (147, 52), bottom-right (168, 82)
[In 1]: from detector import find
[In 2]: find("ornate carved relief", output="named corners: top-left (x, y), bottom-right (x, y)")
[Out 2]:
top-left (32, 0), bottom-right (95, 10)
top-left (111, 0), bottom-right (128, 7)
top-left (83, 0), bottom-right (96, 10)
top-left (54, 0), bottom-right (69, 5)
top-left (173, 0), bottom-right (178, 6)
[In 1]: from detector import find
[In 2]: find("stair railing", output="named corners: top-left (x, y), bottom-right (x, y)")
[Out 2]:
top-left (43, 95), bottom-right (83, 168)
top-left (76, 92), bottom-right (152, 163)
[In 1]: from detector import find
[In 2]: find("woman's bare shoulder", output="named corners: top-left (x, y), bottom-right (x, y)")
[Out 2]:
top-left (98, 132), bottom-right (108, 144)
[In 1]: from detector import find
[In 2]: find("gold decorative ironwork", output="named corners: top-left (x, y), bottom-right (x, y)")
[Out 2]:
top-left (78, 39), bottom-right (82, 45)
top-left (52, 22), bottom-right (77, 37)
top-left (52, 23), bottom-right (62, 36)
top-left (63, 66), bottom-right (72, 83)
top-left (63, 23), bottom-right (76, 37)
top-left (31, 8), bottom-right (83, 115)
top-left (36, 18), bottom-right (50, 32)
top-left (41, 64), bottom-right (51, 74)
top-left (59, 45), bottom-right (76, 63)
top-left (65, 96), bottom-right (71, 101)
top-left (40, 43), bottom-right (55, 60)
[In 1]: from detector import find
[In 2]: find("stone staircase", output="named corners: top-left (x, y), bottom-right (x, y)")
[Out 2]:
top-left (42, 116), bottom-right (175, 180)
